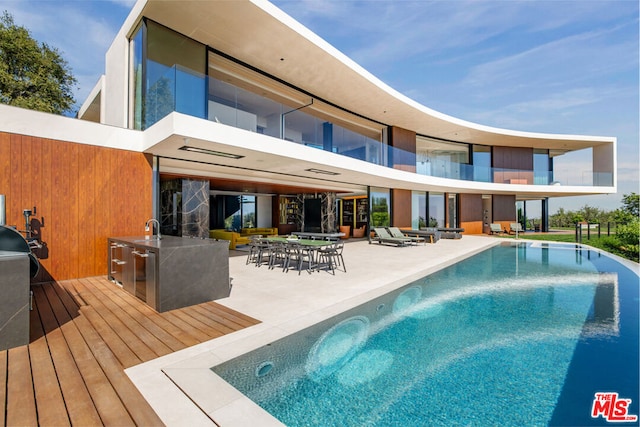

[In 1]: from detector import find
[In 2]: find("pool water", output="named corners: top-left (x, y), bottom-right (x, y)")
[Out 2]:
top-left (212, 243), bottom-right (639, 426)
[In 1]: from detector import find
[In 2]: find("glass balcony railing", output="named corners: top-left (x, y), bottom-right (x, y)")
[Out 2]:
top-left (142, 65), bottom-right (613, 188)
top-left (145, 64), bottom-right (206, 128)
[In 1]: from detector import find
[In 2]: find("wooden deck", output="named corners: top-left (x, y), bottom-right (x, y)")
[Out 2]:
top-left (0, 276), bottom-right (260, 426)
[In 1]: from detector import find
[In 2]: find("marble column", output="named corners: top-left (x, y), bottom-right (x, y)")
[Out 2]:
top-left (160, 178), bottom-right (210, 238)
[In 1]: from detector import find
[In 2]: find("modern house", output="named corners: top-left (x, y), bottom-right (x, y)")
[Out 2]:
top-left (0, 0), bottom-right (616, 282)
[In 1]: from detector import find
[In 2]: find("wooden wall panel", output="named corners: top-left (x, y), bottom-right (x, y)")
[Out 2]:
top-left (493, 194), bottom-right (516, 222)
top-left (10, 134), bottom-right (22, 219)
top-left (493, 146), bottom-right (533, 170)
top-left (389, 127), bottom-right (417, 173)
top-left (459, 194), bottom-right (483, 222)
top-left (94, 148), bottom-right (111, 276)
top-left (391, 189), bottom-right (412, 228)
top-left (458, 194), bottom-right (482, 234)
top-left (0, 132), bottom-right (152, 281)
top-left (36, 138), bottom-right (52, 283)
top-left (460, 221), bottom-right (483, 234)
top-left (78, 145), bottom-right (96, 278)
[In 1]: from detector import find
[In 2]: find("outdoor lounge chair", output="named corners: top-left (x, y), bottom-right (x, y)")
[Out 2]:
top-left (388, 227), bottom-right (425, 245)
top-left (490, 223), bottom-right (505, 235)
top-left (372, 227), bottom-right (412, 247)
top-left (509, 223), bottom-right (523, 234)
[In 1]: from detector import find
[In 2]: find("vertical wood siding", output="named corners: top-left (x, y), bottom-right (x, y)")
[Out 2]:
top-left (0, 132), bottom-right (152, 281)
top-left (391, 189), bottom-right (412, 227)
top-left (459, 193), bottom-right (483, 234)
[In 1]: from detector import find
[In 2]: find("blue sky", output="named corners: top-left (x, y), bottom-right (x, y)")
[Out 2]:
top-left (3, 0), bottom-right (638, 215)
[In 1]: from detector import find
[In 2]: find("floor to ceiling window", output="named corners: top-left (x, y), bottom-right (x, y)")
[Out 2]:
top-left (534, 149), bottom-right (551, 184)
top-left (412, 191), bottom-right (427, 229)
top-left (241, 196), bottom-right (256, 229)
top-left (416, 136), bottom-right (469, 180)
top-left (130, 19), bottom-right (206, 130)
top-left (210, 194), bottom-right (256, 231)
top-left (472, 145), bottom-right (491, 182)
top-left (448, 193), bottom-right (458, 228)
top-left (370, 187), bottom-right (390, 227)
top-left (428, 192), bottom-right (445, 227)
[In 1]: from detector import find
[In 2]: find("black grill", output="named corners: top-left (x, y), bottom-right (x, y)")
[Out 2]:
top-left (0, 225), bottom-right (40, 278)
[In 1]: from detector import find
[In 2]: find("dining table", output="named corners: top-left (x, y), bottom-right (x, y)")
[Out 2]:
top-left (263, 237), bottom-right (336, 273)
top-left (292, 232), bottom-right (345, 240)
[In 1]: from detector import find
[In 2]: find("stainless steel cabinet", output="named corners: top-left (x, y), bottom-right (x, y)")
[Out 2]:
top-left (132, 249), bottom-right (157, 310)
top-left (109, 242), bottom-right (133, 292)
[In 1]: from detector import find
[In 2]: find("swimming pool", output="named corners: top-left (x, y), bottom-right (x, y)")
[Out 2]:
top-left (210, 242), bottom-right (639, 426)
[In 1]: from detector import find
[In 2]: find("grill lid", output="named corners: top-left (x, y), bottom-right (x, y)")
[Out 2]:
top-left (0, 225), bottom-right (40, 277)
top-left (0, 225), bottom-right (30, 253)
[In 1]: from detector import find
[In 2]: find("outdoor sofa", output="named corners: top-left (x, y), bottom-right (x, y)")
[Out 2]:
top-left (402, 228), bottom-right (440, 243)
top-left (209, 229), bottom-right (251, 249)
top-left (436, 227), bottom-right (464, 239)
top-left (240, 227), bottom-right (278, 237)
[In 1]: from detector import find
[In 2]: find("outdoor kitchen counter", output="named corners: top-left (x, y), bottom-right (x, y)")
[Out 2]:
top-left (108, 236), bottom-right (230, 312)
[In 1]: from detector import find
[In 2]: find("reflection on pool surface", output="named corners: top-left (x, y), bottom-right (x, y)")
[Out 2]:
top-left (211, 243), bottom-right (639, 426)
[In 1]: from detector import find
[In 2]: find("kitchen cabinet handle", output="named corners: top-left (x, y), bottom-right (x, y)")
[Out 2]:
top-left (133, 251), bottom-right (149, 258)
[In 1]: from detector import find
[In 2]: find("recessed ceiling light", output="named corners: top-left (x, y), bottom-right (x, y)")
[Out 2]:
top-left (179, 146), bottom-right (244, 159)
top-left (305, 168), bottom-right (340, 176)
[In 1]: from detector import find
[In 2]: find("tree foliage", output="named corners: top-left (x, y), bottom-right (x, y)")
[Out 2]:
top-left (0, 11), bottom-right (77, 115)
top-left (622, 192), bottom-right (639, 218)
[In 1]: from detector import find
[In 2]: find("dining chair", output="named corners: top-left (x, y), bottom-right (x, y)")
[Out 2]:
top-left (318, 242), bottom-right (345, 274)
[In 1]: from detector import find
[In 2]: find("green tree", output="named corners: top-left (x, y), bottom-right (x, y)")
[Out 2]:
top-left (622, 193), bottom-right (639, 218)
top-left (611, 193), bottom-right (639, 225)
top-left (0, 11), bottom-right (77, 114)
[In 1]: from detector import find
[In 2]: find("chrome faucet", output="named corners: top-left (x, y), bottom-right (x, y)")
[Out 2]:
top-left (145, 218), bottom-right (162, 240)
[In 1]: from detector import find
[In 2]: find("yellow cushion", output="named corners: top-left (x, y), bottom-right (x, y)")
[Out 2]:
top-left (209, 229), bottom-right (251, 249)
top-left (240, 227), bottom-right (278, 236)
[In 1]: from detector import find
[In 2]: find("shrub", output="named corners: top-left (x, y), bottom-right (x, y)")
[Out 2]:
top-left (598, 221), bottom-right (639, 262)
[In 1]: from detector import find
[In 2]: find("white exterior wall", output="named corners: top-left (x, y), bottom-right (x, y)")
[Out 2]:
top-left (0, 104), bottom-right (142, 151)
top-left (102, 0), bottom-right (147, 130)
top-left (104, 36), bottom-right (129, 129)
top-left (257, 196), bottom-right (272, 228)
top-left (593, 142), bottom-right (617, 187)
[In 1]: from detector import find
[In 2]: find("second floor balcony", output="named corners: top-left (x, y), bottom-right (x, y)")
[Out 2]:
top-left (139, 64), bottom-right (613, 188)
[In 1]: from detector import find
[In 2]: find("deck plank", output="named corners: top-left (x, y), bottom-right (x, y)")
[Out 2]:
top-left (166, 308), bottom-right (225, 340)
top-left (6, 345), bottom-right (37, 426)
top-left (78, 278), bottom-right (175, 357)
top-left (33, 285), bottom-right (104, 426)
top-left (86, 276), bottom-right (195, 350)
top-left (42, 282), bottom-right (135, 425)
top-left (194, 302), bottom-right (259, 330)
top-left (29, 297), bottom-right (70, 426)
top-left (179, 304), bottom-right (237, 335)
top-left (3, 276), bottom-right (260, 426)
top-left (203, 302), bottom-right (261, 328)
top-left (73, 278), bottom-right (160, 362)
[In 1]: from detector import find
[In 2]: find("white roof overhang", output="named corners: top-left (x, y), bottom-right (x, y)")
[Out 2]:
top-left (135, 0), bottom-right (614, 152)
